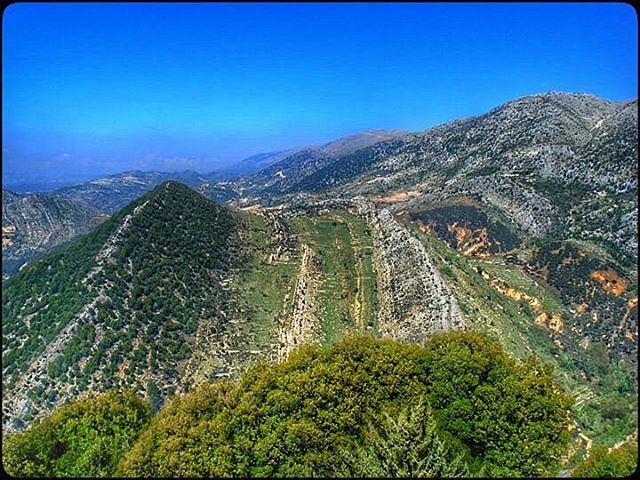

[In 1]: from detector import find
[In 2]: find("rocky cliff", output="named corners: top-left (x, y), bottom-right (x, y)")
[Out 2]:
top-left (2, 190), bottom-right (106, 275)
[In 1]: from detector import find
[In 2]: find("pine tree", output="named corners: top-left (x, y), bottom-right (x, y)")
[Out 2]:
top-left (341, 400), bottom-right (469, 478)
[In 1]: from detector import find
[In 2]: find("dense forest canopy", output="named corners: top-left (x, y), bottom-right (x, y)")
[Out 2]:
top-left (3, 333), bottom-right (580, 478)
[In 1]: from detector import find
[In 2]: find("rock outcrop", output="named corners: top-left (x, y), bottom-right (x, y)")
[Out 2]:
top-left (2, 190), bottom-right (106, 275)
top-left (353, 199), bottom-right (465, 342)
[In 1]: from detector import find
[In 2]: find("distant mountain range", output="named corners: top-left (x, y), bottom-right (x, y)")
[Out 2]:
top-left (2, 130), bottom-right (408, 271)
top-left (51, 170), bottom-right (212, 213)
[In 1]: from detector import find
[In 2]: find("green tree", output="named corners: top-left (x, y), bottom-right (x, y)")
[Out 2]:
top-left (420, 331), bottom-right (573, 476)
top-left (573, 443), bottom-right (638, 478)
top-left (340, 400), bottom-right (469, 477)
top-left (119, 333), bottom-right (572, 478)
top-left (146, 379), bottom-right (164, 415)
top-left (2, 390), bottom-right (150, 478)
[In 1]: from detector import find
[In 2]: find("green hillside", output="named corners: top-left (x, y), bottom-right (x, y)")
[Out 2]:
top-left (2, 182), bottom-right (244, 428)
top-left (3, 333), bottom-right (573, 478)
top-left (2, 181), bottom-right (636, 476)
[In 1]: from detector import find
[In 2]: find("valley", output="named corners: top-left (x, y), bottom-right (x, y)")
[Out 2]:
top-left (2, 92), bottom-right (637, 477)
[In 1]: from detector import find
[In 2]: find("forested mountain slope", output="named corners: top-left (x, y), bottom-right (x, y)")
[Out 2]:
top-left (2, 182), bottom-right (242, 429)
top-left (4, 182), bottom-right (636, 458)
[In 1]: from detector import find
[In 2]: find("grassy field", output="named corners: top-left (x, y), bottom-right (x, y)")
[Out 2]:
top-left (288, 210), bottom-right (378, 345)
top-left (227, 209), bottom-right (379, 354)
top-left (229, 212), bottom-right (300, 352)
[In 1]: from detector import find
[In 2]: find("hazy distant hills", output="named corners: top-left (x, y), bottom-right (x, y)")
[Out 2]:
top-left (224, 129), bottom-right (408, 178)
top-left (221, 148), bottom-right (304, 178)
top-left (6, 130), bottom-right (407, 216)
top-left (2, 191), bottom-right (106, 275)
top-left (51, 170), bottom-right (211, 213)
top-left (206, 129), bottom-right (409, 202)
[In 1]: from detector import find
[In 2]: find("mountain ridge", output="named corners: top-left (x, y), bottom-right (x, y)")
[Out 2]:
top-left (2, 190), bottom-right (107, 276)
top-left (2, 92), bottom-right (637, 455)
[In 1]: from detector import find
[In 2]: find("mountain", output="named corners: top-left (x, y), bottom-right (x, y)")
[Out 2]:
top-left (325, 93), bottom-right (639, 375)
top-left (2, 190), bottom-right (106, 275)
top-left (320, 129), bottom-right (409, 155)
top-left (51, 170), bottom-right (210, 213)
top-left (2, 182), bottom-right (240, 429)
top-left (231, 94), bottom-right (636, 254)
top-left (1, 183), bottom-right (462, 432)
top-left (205, 93), bottom-right (638, 374)
top-left (198, 93), bottom-right (638, 450)
top-left (220, 148), bottom-right (303, 178)
top-left (202, 129), bottom-right (408, 203)
top-left (2, 93), bottom-right (637, 460)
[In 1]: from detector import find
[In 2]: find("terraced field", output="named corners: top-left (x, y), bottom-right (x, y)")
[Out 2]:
top-left (184, 208), bottom-right (381, 385)
top-left (288, 210), bottom-right (378, 345)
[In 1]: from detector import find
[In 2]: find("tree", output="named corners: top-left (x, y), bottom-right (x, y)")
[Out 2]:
top-left (146, 379), bottom-right (164, 415)
top-left (2, 390), bottom-right (150, 478)
top-left (340, 400), bottom-right (469, 477)
top-left (572, 443), bottom-right (638, 478)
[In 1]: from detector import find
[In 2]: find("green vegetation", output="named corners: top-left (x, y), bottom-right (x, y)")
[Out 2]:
top-left (2, 182), bottom-right (242, 422)
top-left (289, 210), bottom-right (378, 342)
top-left (2, 207), bottom-right (115, 394)
top-left (118, 333), bottom-right (571, 477)
top-left (2, 391), bottom-right (150, 478)
top-left (184, 210), bottom-right (301, 382)
top-left (574, 360), bottom-right (638, 448)
top-left (339, 400), bottom-right (470, 477)
top-left (229, 213), bottom-right (299, 351)
top-left (400, 214), bottom-right (562, 361)
top-left (2, 181), bottom-right (632, 478)
top-left (399, 214), bottom-right (637, 450)
top-left (572, 442), bottom-right (638, 478)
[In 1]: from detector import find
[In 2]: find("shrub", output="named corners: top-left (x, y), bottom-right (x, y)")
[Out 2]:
top-left (572, 442), bottom-right (638, 478)
top-left (2, 390), bottom-right (150, 477)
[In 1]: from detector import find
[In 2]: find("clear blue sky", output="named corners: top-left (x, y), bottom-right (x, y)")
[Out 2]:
top-left (2, 2), bottom-right (638, 183)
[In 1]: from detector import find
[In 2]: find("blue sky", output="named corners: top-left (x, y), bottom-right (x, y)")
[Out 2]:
top-left (2, 2), bottom-right (638, 183)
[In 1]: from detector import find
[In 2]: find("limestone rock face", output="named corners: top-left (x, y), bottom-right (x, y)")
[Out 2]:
top-left (352, 199), bottom-right (465, 343)
top-left (283, 197), bottom-right (465, 344)
top-left (2, 190), bottom-right (106, 275)
top-left (217, 93), bottom-right (637, 261)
